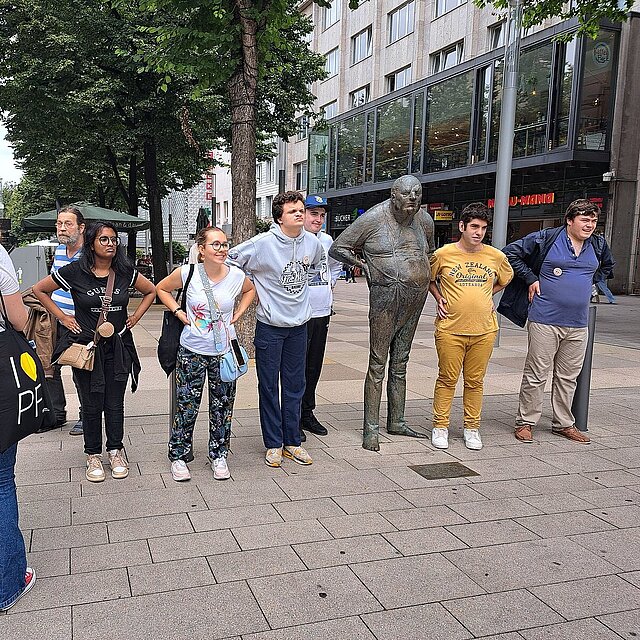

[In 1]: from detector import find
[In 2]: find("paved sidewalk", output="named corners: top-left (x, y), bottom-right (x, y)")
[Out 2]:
top-left (3, 283), bottom-right (640, 640)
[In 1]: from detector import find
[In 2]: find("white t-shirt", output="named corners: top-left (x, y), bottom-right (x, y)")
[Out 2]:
top-left (0, 246), bottom-right (19, 296)
top-left (179, 264), bottom-right (245, 356)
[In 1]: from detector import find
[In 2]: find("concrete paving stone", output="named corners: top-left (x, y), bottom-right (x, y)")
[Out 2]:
top-left (399, 485), bottom-right (487, 508)
top-left (274, 497), bottom-right (346, 521)
top-left (383, 526), bottom-right (468, 555)
top-left (530, 574), bottom-right (640, 620)
top-left (381, 505), bottom-right (469, 530)
top-left (26, 548), bottom-right (70, 578)
top-left (14, 466), bottom-right (69, 486)
top-left (347, 453), bottom-right (425, 470)
top-left (514, 511), bottom-right (615, 537)
top-left (208, 545), bottom-right (306, 582)
top-left (519, 474), bottom-right (606, 494)
top-left (0, 607), bottom-right (72, 640)
top-left (332, 491), bottom-right (413, 514)
top-left (445, 519), bottom-right (539, 547)
top-left (520, 618), bottom-right (624, 640)
top-left (444, 537), bottom-right (618, 592)
top-left (462, 456), bottom-right (571, 482)
top-left (449, 497), bottom-right (543, 522)
top-left (128, 556), bottom-right (215, 596)
top-left (318, 512), bottom-right (397, 538)
top-left (198, 478), bottom-right (291, 509)
top-left (443, 589), bottom-right (564, 636)
top-left (541, 452), bottom-right (623, 474)
top-left (587, 505), bottom-right (640, 528)
top-left (70, 485), bottom-right (207, 524)
top-left (31, 522), bottom-right (108, 552)
top-left (148, 529), bottom-right (239, 562)
top-left (189, 503), bottom-right (283, 532)
top-left (473, 634), bottom-right (524, 640)
top-left (231, 519), bottom-right (332, 551)
top-left (108, 513), bottom-right (194, 543)
top-left (520, 492), bottom-right (597, 513)
top-left (351, 554), bottom-right (484, 609)
top-left (72, 582), bottom-right (268, 640)
top-left (8, 568), bottom-right (131, 613)
top-left (79, 473), bottom-right (165, 496)
top-left (274, 470), bottom-right (400, 500)
top-left (377, 465), bottom-right (459, 490)
top-left (17, 481), bottom-right (80, 503)
top-left (20, 498), bottom-right (71, 529)
top-left (622, 570), bottom-right (640, 588)
top-left (248, 565), bottom-right (382, 628)
top-left (293, 533), bottom-right (402, 569)
top-left (361, 602), bottom-right (472, 640)
top-left (571, 527), bottom-right (640, 570)
top-left (71, 539), bottom-right (151, 573)
top-left (597, 609), bottom-right (640, 638)
top-left (470, 480), bottom-right (537, 500)
top-left (596, 447), bottom-right (640, 468)
top-left (583, 469), bottom-right (640, 487)
top-left (242, 616), bottom-right (377, 640)
top-left (572, 487), bottom-right (640, 508)
top-left (14, 450), bottom-right (84, 472)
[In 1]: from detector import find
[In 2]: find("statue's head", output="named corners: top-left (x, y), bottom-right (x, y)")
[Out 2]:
top-left (390, 175), bottom-right (422, 221)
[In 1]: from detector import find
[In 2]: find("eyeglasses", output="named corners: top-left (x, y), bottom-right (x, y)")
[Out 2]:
top-left (98, 236), bottom-right (120, 246)
top-left (207, 241), bottom-right (230, 252)
top-left (55, 221), bottom-right (76, 229)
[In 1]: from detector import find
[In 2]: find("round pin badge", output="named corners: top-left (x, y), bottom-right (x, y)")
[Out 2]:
top-left (303, 255), bottom-right (310, 265)
top-left (553, 267), bottom-right (563, 276)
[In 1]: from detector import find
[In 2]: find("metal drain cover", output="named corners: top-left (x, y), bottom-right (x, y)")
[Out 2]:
top-left (409, 462), bottom-right (479, 480)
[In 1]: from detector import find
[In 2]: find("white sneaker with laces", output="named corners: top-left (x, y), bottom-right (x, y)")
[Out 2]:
top-left (464, 428), bottom-right (483, 450)
top-left (212, 457), bottom-right (230, 480)
top-left (86, 454), bottom-right (105, 482)
top-left (107, 448), bottom-right (129, 479)
top-left (170, 460), bottom-right (191, 482)
top-left (431, 428), bottom-right (449, 449)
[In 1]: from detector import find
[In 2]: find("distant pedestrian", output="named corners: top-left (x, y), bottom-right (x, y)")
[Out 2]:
top-left (596, 277), bottom-right (616, 304)
top-left (499, 199), bottom-right (615, 444)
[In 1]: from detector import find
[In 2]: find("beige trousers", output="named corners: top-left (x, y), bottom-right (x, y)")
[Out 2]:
top-left (516, 321), bottom-right (588, 430)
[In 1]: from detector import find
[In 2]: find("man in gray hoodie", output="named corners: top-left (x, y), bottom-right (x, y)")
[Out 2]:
top-left (228, 191), bottom-right (324, 468)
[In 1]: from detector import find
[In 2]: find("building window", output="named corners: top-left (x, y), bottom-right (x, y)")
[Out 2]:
top-left (325, 47), bottom-right (340, 79)
top-left (295, 161), bottom-right (308, 191)
top-left (386, 65), bottom-right (412, 93)
top-left (434, 0), bottom-right (465, 18)
top-left (489, 22), bottom-right (505, 50)
top-left (350, 85), bottom-right (370, 108)
top-left (266, 159), bottom-right (275, 183)
top-left (223, 201), bottom-right (229, 224)
top-left (388, 1), bottom-right (415, 44)
top-left (323, 0), bottom-right (341, 30)
top-left (431, 41), bottom-right (464, 74)
top-left (351, 26), bottom-right (372, 65)
top-left (256, 163), bottom-right (263, 184)
top-left (375, 96), bottom-right (412, 180)
top-left (255, 197), bottom-right (262, 217)
top-left (323, 100), bottom-right (338, 120)
top-left (297, 115), bottom-right (309, 140)
top-left (266, 195), bottom-right (273, 217)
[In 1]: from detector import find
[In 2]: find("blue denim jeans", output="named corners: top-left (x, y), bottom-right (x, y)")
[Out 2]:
top-left (0, 444), bottom-right (27, 609)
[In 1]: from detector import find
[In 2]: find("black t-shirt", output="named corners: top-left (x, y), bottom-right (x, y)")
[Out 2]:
top-left (52, 262), bottom-right (138, 344)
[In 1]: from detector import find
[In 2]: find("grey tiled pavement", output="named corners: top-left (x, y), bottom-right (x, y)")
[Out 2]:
top-left (3, 284), bottom-right (640, 639)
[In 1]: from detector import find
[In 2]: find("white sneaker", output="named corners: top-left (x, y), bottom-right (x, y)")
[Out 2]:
top-left (86, 454), bottom-right (105, 482)
top-left (170, 460), bottom-right (191, 482)
top-left (464, 428), bottom-right (483, 450)
top-left (107, 448), bottom-right (129, 479)
top-left (212, 457), bottom-right (230, 480)
top-left (431, 428), bottom-right (449, 449)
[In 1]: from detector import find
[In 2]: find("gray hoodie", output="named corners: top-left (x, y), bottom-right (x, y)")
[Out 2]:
top-left (228, 223), bottom-right (323, 327)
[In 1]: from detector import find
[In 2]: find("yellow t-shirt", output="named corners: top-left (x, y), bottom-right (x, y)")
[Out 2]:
top-left (430, 243), bottom-right (514, 335)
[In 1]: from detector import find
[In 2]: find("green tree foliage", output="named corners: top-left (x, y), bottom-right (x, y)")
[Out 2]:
top-left (474, 0), bottom-right (634, 38)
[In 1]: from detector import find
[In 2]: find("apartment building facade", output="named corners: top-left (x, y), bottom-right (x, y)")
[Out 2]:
top-left (285, 0), bottom-right (640, 294)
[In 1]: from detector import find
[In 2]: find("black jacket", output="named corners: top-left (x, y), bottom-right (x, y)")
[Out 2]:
top-left (497, 227), bottom-right (615, 328)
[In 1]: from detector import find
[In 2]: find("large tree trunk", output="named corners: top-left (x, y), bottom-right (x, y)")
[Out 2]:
top-left (143, 138), bottom-right (168, 284)
top-left (230, 0), bottom-right (259, 355)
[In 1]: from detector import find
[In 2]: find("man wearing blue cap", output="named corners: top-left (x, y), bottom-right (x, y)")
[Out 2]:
top-left (300, 195), bottom-right (342, 440)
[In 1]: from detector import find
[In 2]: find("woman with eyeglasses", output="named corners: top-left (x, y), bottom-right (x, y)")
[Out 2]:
top-left (156, 227), bottom-right (255, 482)
top-left (34, 221), bottom-right (156, 482)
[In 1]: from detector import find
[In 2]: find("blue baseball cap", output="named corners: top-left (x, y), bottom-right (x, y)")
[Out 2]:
top-left (304, 194), bottom-right (329, 209)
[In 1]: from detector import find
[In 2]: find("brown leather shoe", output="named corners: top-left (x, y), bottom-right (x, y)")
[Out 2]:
top-left (552, 426), bottom-right (590, 444)
top-left (515, 425), bottom-right (533, 443)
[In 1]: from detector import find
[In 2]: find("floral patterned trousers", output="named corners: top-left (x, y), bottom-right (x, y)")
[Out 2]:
top-left (168, 346), bottom-right (236, 462)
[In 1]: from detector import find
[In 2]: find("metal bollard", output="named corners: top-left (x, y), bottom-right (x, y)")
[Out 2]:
top-left (571, 305), bottom-right (596, 432)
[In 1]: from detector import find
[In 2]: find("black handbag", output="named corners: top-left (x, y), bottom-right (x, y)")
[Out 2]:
top-left (0, 292), bottom-right (55, 452)
top-left (157, 265), bottom-right (195, 376)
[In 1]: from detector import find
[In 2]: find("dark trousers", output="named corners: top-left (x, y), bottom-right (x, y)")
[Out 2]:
top-left (73, 353), bottom-right (127, 455)
top-left (254, 321), bottom-right (307, 449)
top-left (302, 315), bottom-right (330, 418)
top-left (48, 364), bottom-right (83, 423)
